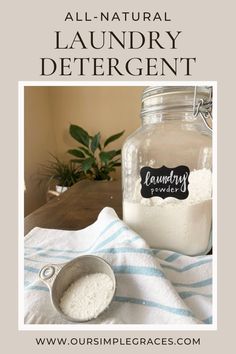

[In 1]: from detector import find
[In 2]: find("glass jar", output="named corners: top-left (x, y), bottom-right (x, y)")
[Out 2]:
top-left (122, 86), bottom-right (212, 256)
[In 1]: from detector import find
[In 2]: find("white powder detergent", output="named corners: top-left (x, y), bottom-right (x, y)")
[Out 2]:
top-left (60, 273), bottom-right (114, 321)
top-left (123, 168), bottom-right (212, 256)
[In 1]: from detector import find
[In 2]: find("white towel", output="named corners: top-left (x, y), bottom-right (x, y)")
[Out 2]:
top-left (24, 207), bottom-right (212, 325)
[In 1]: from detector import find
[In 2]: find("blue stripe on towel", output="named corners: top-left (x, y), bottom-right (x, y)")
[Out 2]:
top-left (25, 285), bottom-right (49, 292)
top-left (127, 235), bottom-right (141, 243)
top-left (152, 249), bottom-right (161, 255)
top-left (178, 291), bottom-right (212, 299)
top-left (24, 266), bottom-right (40, 274)
top-left (164, 253), bottom-right (181, 262)
top-left (27, 253), bottom-right (72, 261)
top-left (161, 259), bottom-right (212, 273)
top-left (173, 278), bottom-right (212, 288)
top-left (24, 257), bottom-right (44, 263)
top-left (113, 265), bottom-right (165, 277)
top-left (99, 219), bottom-right (120, 236)
top-left (25, 246), bottom-right (81, 255)
top-left (97, 247), bottom-right (154, 256)
top-left (202, 316), bottom-right (212, 324)
top-left (114, 296), bottom-right (193, 318)
top-left (93, 226), bottom-right (129, 251)
top-left (24, 253), bottom-right (77, 262)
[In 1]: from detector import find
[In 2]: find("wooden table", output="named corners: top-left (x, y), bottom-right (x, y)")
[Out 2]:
top-left (24, 180), bottom-right (122, 235)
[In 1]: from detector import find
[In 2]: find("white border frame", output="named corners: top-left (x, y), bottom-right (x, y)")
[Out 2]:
top-left (18, 81), bottom-right (217, 331)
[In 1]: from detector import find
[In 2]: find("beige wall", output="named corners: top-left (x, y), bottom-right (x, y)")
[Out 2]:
top-left (24, 87), bottom-right (57, 215)
top-left (24, 86), bottom-right (144, 215)
top-left (50, 87), bottom-right (143, 159)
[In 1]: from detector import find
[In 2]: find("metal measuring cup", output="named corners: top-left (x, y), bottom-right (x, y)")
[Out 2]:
top-left (39, 255), bottom-right (116, 323)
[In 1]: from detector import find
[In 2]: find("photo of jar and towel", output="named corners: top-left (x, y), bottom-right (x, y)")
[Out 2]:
top-left (23, 85), bottom-right (213, 325)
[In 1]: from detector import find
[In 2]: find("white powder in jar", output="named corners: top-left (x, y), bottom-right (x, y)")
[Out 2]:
top-left (60, 273), bottom-right (114, 321)
top-left (123, 168), bottom-right (212, 256)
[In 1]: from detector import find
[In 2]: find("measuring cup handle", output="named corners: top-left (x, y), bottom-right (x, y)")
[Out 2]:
top-left (39, 263), bottom-right (63, 288)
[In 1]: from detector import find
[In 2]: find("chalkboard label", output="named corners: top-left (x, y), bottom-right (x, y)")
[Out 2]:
top-left (140, 165), bottom-right (190, 200)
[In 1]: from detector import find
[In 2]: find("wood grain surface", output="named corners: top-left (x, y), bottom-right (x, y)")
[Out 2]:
top-left (24, 180), bottom-right (122, 235)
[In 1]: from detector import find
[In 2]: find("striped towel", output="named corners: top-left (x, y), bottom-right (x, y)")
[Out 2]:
top-left (24, 207), bottom-right (212, 325)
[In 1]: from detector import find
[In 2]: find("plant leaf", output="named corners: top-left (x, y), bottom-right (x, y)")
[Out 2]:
top-left (81, 157), bottom-right (95, 173)
top-left (99, 150), bottom-right (117, 164)
top-left (115, 149), bottom-right (121, 156)
top-left (39, 154), bottom-right (84, 187)
top-left (78, 146), bottom-right (93, 157)
top-left (70, 158), bottom-right (85, 163)
top-left (68, 149), bottom-right (85, 158)
top-left (108, 158), bottom-right (120, 166)
top-left (91, 132), bottom-right (101, 153)
top-left (104, 130), bottom-right (124, 147)
top-left (69, 124), bottom-right (90, 147)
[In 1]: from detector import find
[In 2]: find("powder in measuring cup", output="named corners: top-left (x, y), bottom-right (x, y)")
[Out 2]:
top-left (60, 273), bottom-right (114, 321)
top-left (123, 168), bottom-right (212, 256)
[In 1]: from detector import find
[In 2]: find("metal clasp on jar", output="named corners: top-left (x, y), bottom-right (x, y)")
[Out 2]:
top-left (193, 86), bottom-right (213, 131)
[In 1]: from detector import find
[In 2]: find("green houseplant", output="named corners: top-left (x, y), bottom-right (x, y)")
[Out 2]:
top-left (68, 124), bottom-right (124, 181)
top-left (40, 154), bottom-right (84, 192)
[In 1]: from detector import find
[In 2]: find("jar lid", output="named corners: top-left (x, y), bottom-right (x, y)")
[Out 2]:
top-left (141, 86), bottom-right (212, 116)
